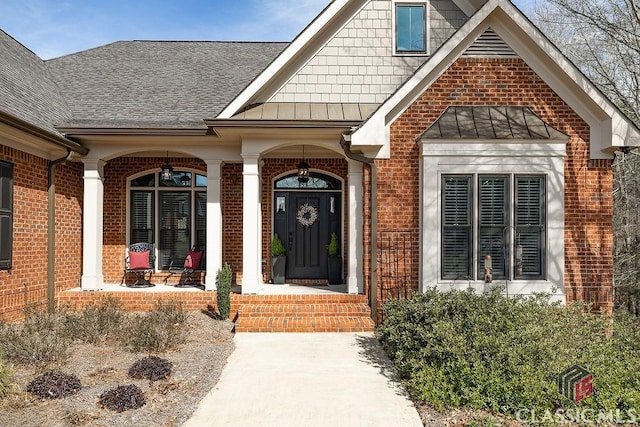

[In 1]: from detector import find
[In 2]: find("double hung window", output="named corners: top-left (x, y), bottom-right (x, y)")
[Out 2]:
top-left (442, 174), bottom-right (546, 281)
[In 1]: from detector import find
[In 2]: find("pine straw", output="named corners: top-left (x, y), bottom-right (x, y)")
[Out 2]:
top-left (0, 312), bottom-right (234, 427)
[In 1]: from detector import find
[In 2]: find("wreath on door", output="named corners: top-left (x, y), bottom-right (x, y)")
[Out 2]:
top-left (296, 203), bottom-right (318, 227)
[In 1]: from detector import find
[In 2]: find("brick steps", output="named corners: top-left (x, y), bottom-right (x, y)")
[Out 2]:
top-left (231, 294), bottom-right (375, 333)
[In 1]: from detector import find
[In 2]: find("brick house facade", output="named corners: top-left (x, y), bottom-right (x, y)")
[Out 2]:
top-left (1, 0), bottom-right (639, 321)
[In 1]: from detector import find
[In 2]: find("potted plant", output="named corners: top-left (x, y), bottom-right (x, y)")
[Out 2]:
top-left (271, 233), bottom-right (286, 284)
top-left (327, 232), bottom-right (342, 285)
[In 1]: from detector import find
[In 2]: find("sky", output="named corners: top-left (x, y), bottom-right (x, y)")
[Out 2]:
top-left (0, 0), bottom-right (536, 60)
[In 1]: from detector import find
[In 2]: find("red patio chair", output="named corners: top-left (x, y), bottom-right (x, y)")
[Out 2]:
top-left (121, 242), bottom-right (156, 287)
top-left (165, 247), bottom-right (204, 287)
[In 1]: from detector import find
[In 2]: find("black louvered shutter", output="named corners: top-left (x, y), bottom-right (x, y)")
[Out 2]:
top-left (515, 176), bottom-right (545, 278)
top-left (0, 161), bottom-right (13, 270)
top-left (130, 190), bottom-right (154, 245)
top-left (478, 176), bottom-right (508, 279)
top-left (442, 176), bottom-right (472, 279)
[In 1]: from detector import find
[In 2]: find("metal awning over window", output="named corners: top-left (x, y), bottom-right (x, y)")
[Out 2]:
top-left (420, 106), bottom-right (568, 140)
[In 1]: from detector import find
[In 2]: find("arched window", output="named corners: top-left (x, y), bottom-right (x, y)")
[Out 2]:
top-left (129, 170), bottom-right (206, 269)
top-left (274, 172), bottom-right (342, 190)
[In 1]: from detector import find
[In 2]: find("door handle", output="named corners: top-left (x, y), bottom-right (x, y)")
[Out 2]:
top-left (288, 232), bottom-right (293, 251)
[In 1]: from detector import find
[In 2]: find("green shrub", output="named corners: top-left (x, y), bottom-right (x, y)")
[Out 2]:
top-left (327, 232), bottom-right (340, 258)
top-left (0, 308), bottom-right (70, 367)
top-left (377, 288), bottom-right (640, 418)
top-left (61, 297), bottom-right (124, 344)
top-left (216, 263), bottom-right (233, 319)
top-left (271, 234), bottom-right (286, 256)
top-left (119, 300), bottom-right (189, 353)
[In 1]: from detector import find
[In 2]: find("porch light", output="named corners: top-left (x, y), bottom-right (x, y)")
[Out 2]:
top-left (160, 151), bottom-right (174, 183)
top-left (297, 145), bottom-right (310, 184)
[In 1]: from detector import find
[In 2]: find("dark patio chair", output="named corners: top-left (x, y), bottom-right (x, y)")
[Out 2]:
top-left (121, 242), bottom-right (156, 287)
top-left (165, 247), bottom-right (204, 287)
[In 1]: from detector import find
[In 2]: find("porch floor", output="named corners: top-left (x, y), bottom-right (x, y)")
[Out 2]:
top-left (65, 282), bottom-right (349, 295)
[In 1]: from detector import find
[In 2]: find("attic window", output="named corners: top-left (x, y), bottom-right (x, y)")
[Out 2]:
top-left (395, 2), bottom-right (427, 54)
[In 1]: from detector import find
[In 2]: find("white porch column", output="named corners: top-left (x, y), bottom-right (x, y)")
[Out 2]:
top-left (348, 161), bottom-right (364, 294)
top-left (204, 160), bottom-right (223, 291)
top-left (241, 154), bottom-right (263, 293)
top-left (81, 159), bottom-right (105, 290)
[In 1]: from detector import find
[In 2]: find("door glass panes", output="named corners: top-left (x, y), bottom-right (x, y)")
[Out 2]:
top-left (396, 4), bottom-right (426, 52)
top-left (130, 191), bottom-right (154, 244)
top-left (131, 173), bottom-right (155, 187)
top-left (159, 192), bottom-right (191, 269)
top-left (195, 174), bottom-right (207, 187)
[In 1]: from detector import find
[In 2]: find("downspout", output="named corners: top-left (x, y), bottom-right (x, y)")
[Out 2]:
top-left (340, 133), bottom-right (379, 323)
top-left (48, 149), bottom-right (73, 314)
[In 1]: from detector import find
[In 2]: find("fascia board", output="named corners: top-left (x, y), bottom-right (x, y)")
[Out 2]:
top-left (452, 0), bottom-right (482, 16)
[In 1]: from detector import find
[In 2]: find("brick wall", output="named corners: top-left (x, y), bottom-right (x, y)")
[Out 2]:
top-left (58, 289), bottom-right (221, 315)
top-left (0, 145), bottom-right (83, 321)
top-left (373, 57), bottom-right (613, 314)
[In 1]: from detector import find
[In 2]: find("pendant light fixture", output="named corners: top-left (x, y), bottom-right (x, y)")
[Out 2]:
top-left (160, 151), bottom-right (174, 183)
top-left (297, 145), bottom-right (310, 184)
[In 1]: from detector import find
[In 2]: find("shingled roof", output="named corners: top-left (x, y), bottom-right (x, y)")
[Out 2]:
top-left (0, 30), bottom-right (72, 137)
top-left (46, 41), bottom-right (288, 129)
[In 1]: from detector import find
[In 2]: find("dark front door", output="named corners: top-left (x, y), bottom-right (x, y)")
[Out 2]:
top-left (274, 191), bottom-right (341, 280)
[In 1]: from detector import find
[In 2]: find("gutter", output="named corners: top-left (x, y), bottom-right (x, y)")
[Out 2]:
top-left (340, 133), bottom-right (379, 324)
top-left (47, 149), bottom-right (73, 313)
top-left (0, 111), bottom-right (88, 156)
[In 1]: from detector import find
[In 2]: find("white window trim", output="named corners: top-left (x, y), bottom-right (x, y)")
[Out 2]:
top-left (420, 141), bottom-right (566, 302)
top-left (392, 0), bottom-right (430, 56)
top-left (126, 168), bottom-right (207, 271)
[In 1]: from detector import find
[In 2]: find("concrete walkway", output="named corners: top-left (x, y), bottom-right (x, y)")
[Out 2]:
top-left (183, 333), bottom-right (423, 427)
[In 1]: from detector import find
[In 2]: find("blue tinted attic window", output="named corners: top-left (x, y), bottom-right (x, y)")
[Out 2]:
top-left (396, 4), bottom-right (426, 53)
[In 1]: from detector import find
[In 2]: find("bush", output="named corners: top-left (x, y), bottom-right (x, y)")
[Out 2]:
top-left (271, 234), bottom-right (286, 256)
top-left (377, 288), bottom-right (640, 418)
top-left (98, 384), bottom-right (146, 412)
top-left (327, 232), bottom-right (340, 258)
top-left (0, 354), bottom-right (11, 399)
top-left (216, 263), bottom-right (233, 319)
top-left (61, 297), bottom-right (124, 344)
top-left (0, 308), bottom-right (70, 367)
top-left (119, 300), bottom-right (189, 353)
top-left (128, 356), bottom-right (172, 381)
top-left (26, 370), bottom-right (81, 399)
